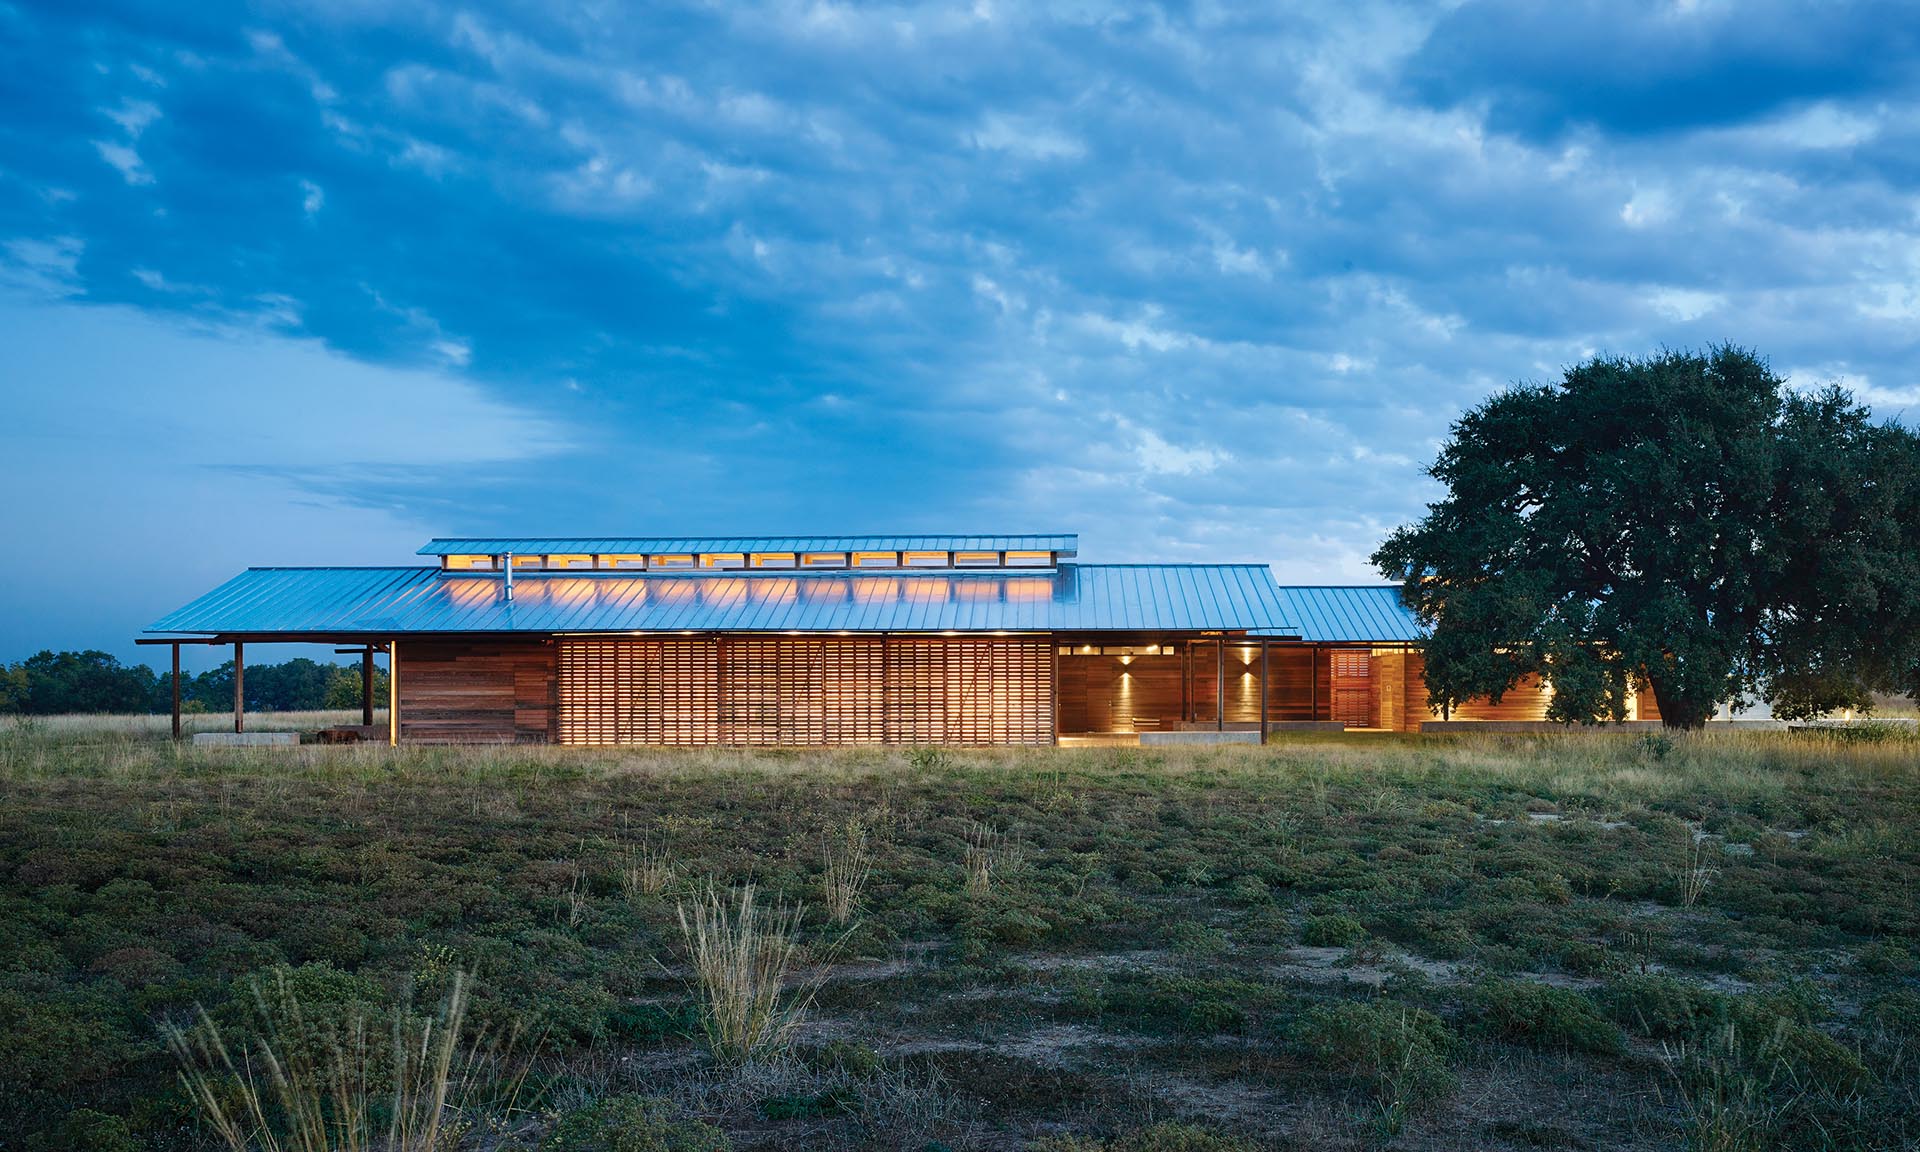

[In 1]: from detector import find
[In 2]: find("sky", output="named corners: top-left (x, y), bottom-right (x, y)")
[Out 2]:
top-left (3, 0), bottom-right (1919, 670)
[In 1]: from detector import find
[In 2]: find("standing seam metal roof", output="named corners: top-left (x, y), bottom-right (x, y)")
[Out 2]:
top-left (146, 564), bottom-right (1300, 636)
top-left (1268, 586), bottom-right (1426, 643)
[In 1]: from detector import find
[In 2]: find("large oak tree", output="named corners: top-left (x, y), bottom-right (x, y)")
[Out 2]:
top-left (1373, 347), bottom-right (1920, 728)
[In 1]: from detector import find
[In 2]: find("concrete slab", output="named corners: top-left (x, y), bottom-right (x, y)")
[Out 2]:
top-left (1140, 730), bottom-right (1262, 746)
top-left (192, 732), bottom-right (299, 747)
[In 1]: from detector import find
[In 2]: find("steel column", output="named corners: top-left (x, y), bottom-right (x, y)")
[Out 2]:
top-left (1259, 639), bottom-right (1269, 744)
top-left (1215, 639), bottom-right (1225, 731)
top-left (387, 641), bottom-right (399, 746)
top-left (361, 647), bottom-right (375, 727)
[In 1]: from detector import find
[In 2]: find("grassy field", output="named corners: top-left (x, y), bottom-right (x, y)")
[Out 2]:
top-left (2, 720), bottom-right (1916, 1151)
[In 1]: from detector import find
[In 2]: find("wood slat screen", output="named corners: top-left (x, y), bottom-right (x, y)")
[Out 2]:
top-left (558, 639), bottom-right (720, 745)
top-left (556, 636), bottom-right (1052, 746)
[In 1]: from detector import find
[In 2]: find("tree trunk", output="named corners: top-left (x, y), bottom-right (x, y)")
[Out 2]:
top-left (1648, 676), bottom-right (1712, 730)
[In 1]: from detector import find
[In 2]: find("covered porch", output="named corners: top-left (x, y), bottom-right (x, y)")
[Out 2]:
top-left (1053, 635), bottom-right (1430, 739)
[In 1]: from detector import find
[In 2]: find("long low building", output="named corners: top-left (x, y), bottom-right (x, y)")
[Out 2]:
top-left (142, 532), bottom-right (1633, 745)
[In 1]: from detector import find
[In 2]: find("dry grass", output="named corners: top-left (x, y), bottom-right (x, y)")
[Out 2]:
top-left (164, 969), bottom-right (517, 1152)
top-left (675, 882), bottom-right (814, 1064)
top-left (964, 822), bottom-right (1018, 895)
top-left (822, 815), bottom-right (875, 925)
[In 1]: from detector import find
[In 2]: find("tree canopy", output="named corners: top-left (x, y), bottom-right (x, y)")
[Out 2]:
top-left (0, 651), bottom-right (387, 716)
top-left (1373, 346), bottom-right (1920, 728)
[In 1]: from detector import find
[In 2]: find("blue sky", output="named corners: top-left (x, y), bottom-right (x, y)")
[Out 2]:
top-left (3, 0), bottom-right (1919, 669)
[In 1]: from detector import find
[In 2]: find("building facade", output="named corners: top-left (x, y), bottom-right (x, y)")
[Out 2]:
top-left (144, 532), bottom-right (1594, 744)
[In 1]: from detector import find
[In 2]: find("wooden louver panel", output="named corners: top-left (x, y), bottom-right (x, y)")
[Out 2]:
top-left (1330, 648), bottom-right (1371, 728)
top-left (556, 636), bottom-right (1051, 746)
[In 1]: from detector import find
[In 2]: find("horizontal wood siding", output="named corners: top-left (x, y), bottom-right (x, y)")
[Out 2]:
top-left (556, 636), bottom-right (1051, 747)
top-left (1451, 673), bottom-right (1553, 722)
top-left (399, 641), bottom-right (554, 744)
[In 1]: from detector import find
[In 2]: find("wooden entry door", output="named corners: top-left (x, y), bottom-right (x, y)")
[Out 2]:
top-left (1330, 649), bottom-right (1371, 728)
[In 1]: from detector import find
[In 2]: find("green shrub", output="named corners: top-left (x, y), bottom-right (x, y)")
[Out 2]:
top-left (1596, 973), bottom-right (1726, 1040)
top-left (54, 1109), bottom-right (138, 1152)
top-left (1468, 978), bottom-right (1624, 1055)
top-left (540, 1095), bottom-right (731, 1152)
top-left (1297, 999), bottom-right (1455, 1113)
top-left (1301, 914), bottom-right (1366, 947)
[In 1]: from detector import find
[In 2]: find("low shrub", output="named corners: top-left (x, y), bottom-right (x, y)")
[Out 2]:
top-left (1597, 973), bottom-right (1726, 1040)
top-left (1297, 999), bottom-right (1455, 1115)
top-left (1301, 914), bottom-right (1366, 948)
top-left (1467, 977), bottom-right (1624, 1055)
top-left (1031, 1121), bottom-right (1259, 1151)
top-left (540, 1095), bottom-right (731, 1152)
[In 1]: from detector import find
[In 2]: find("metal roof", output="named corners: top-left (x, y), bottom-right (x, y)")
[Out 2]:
top-left (1269, 585), bottom-right (1426, 643)
top-left (146, 564), bottom-right (1296, 636)
top-left (417, 534), bottom-right (1078, 557)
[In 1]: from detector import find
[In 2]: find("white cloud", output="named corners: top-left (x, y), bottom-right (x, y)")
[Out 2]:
top-left (1647, 286), bottom-right (1724, 321)
top-left (967, 114), bottom-right (1086, 160)
top-left (301, 179), bottom-right (325, 216)
top-left (93, 140), bottom-right (153, 185)
top-left (1130, 425), bottom-right (1231, 476)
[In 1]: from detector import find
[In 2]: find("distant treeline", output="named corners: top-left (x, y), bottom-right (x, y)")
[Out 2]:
top-left (0, 650), bottom-right (388, 715)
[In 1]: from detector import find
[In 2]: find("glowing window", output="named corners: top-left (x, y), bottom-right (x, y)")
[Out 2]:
top-left (1005, 550), bottom-right (1052, 566)
top-left (651, 554), bottom-right (694, 569)
top-left (751, 552), bottom-right (796, 568)
top-left (802, 552), bottom-right (848, 568)
top-left (547, 554), bottom-right (594, 569)
top-left (954, 551), bottom-right (1000, 567)
top-left (700, 553), bottom-right (745, 569)
top-left (903, 551), bottom-right (950, 567)
top-left (511, 554), bottom-right (545, 569)
top-left (599, 554), bottom-right (648, 569)
top-left (444, 555), bottom-right (496, 571)
top-left (852, 551), bottom-right (900, 568)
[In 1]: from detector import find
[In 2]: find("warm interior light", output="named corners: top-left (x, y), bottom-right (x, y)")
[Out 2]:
top-left (853, 551), bottom-right (900, 567)
top-left (700, 552), bottom-right (746, 569)
top-left (548, 553), bottom-right (593, 569)
top-left (751, 552), bottom-right (796, 568)
top-left (444, 554), bottom-right (495, 570)
top-left (802, 552), bottom-right (847, 567)
top-left (512, 554), bottom-right (544, 569)
top-left (954, 551), bottom-right (999, 566)
top-left (652, 554), bottom-right (694, 569)
top-left (601, 554), bottom-right (648, 569)
top-left (1004, 550), bottom-right (1052, 566)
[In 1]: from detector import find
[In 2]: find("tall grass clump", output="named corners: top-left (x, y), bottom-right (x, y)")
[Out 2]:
top-left (676, 883), bottom-right (813, 1064)
top-left (163, 969), bottom-right (525, 1152)
top-left (1677, 825), bottom-right (1719, 908)
top-left (821, 816), bottom-right (874, 925)
top-left (964, 823), bottom-right (1017, 895)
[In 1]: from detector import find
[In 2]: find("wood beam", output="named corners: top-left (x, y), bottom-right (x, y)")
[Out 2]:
top-left (171, 642), bottom-right (182, 741)
top-left (233, 642), bottom-right (244, 734)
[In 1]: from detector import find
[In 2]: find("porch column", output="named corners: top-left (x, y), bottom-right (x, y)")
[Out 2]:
top-left (1215, 639), bottom-right (1225, 731)
top-left (361, 646), bottom-right (375, 727)
top-left (387, 641), bottom-right (400, 747)
top-left (1180, 641), bottom-right (1190, 722)
top-left (170, 642), bottom-right (182, 741)
top-left (233, 642), bottom-right (244, 734)
top-left (1259, 639), bottom-right (1269, 744)
top-left (1311, 645), bottom-right (1320, 721)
